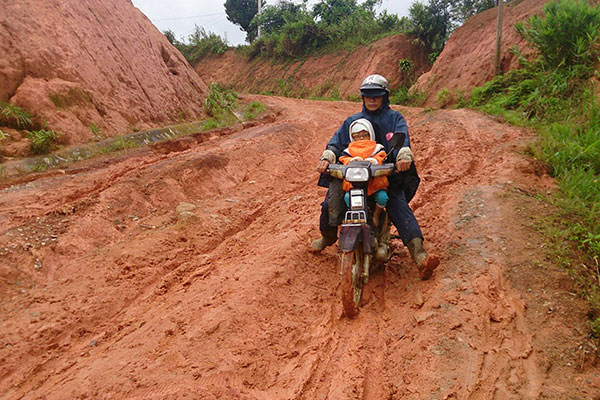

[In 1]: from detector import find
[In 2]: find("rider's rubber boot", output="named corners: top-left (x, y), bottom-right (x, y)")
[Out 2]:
top-left (407, 237), bottom-right (440, 280)
top-left (373, 205), bottom-right (384, 228)
top-left (310, 228), bottom-right (338, 252)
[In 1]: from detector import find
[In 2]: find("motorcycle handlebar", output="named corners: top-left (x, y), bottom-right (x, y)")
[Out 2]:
top-left (326, 161), bottom-right (396, 179)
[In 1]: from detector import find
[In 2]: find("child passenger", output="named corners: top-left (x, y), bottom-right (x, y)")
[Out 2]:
top-left (339, 118), bottom-right (389, 226)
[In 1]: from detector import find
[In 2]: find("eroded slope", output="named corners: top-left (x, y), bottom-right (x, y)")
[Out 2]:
top-left (0, 0), bottom-right (207, 147)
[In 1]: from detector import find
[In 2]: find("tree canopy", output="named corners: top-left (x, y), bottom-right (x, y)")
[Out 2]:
top-left (311, 0), bottom-right (381, 25)
top-left (223, 0), bottom-right (500, 49)
top-left (249, 0), bottom-right (306, 36)
top-left (224, 0), bottom-right (262, 42)
top-left (408, 0), bottom-right (500, 56)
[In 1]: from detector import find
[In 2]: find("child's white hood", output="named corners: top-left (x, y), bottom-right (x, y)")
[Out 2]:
top-left (349, 118), bottom-right (375, 141)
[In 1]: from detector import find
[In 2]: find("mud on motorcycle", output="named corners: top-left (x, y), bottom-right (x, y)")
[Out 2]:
top-left (326, 133), bottom-right (405, 317)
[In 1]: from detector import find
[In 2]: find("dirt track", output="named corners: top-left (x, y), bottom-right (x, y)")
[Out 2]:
top-left (1, 96), bottom-right (598, 399)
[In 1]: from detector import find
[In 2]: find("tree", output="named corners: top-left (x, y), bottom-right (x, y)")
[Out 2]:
top-left (162, 29), bottom-right (178, 46)
top-left (407, 0), bottom-right (501, 60)
top-left (450, 0), bottom-right (497, 25)
top-left (250, 0), bottom-right (307, 36)
top-left (408, 0), bottom-right (451, 54)
top-left (312, 0), bottom-right (381, 26)
top-left (224, 0), bottom-right (263, 42)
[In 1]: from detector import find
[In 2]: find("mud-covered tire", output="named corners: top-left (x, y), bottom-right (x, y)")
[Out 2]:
top-left (340, 247), bottom-right (364, 318)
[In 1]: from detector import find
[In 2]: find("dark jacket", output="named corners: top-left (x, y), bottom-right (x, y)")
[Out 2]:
top-left (318, 95), bottom-right (420, 203)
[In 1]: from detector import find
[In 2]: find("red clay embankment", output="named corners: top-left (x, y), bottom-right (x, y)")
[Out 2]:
top-left (196, 34), bottom-right (430, 99)
top-left (0, 0), bottom-right (207, 149)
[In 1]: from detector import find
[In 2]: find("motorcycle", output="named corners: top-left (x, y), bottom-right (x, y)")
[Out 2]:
top-left (325, 128), bottom-right (410, 317)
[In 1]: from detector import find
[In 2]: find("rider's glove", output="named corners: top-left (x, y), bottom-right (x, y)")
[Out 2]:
top-left (364, 157), bottom-right (378, 165)
top-left (320, 149), bottom-right (336, 163)
top-left (396, 147), bottom-right (413, 162)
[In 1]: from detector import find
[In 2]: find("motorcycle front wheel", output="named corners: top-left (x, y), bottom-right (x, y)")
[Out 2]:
top-left (340, 247), bottom-right (366, 318)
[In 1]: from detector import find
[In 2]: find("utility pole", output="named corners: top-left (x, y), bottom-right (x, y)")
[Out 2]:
top-left (494, 0), bottom-right (504, 76)
top-left (257, 0), bottom-right (262, 38)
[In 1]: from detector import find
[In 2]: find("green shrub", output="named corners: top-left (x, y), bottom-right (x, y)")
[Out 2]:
top-left (173, 26), bottom-right (230, 64)
top-left (468, 0), bottom-right (600, 334)
top-left (436, 88), bottom-right (453, 108)
top-left (428, 51), bottom-right (441, 64)
top-left (90, 123), bottom-right (105, 140)
top-left (201, 119), bottom-right (220, 130)
top-left (204, 83), bottom-right (238, 123)
top-left (244, 101), bottom-right (266, 120)
top-left (398, 58), bottom-right (413, 72)
top-left (389, 87), bottom-right (426, 106)
top-left (27, 129), bottom-right (59, 154)
top-left (515, 0), bottom-right (600, 72)
top-left (0, 102), bottom-right (32, 129)
top-left (246, 1), bottom-right (403, 60)
top-left (469, 65), bottom-right (585, 122)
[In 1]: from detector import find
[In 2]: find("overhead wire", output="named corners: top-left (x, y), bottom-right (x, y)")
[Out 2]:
top-left (154, 12), bottom-right (224, 21)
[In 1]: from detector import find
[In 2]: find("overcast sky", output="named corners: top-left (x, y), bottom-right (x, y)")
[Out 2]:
top-left (131, 0), bottom-right (413, 45)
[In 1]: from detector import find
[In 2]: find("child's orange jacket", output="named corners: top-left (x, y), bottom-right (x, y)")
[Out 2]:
top-left (339, 140), bottom-right (389, 196)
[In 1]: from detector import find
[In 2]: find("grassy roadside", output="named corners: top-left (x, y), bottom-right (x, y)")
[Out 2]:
top-left (467, 0), bottom-right (600, 336)
top-left (0, 84), bottom-right (266, 181)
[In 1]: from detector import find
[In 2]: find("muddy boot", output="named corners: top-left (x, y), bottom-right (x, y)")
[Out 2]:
top-left (407, 238), bottom-right (440, 280)
top-left (372, 205), bottom-right (384, 228)
top-left (310, 229), bottom-right (338, 252)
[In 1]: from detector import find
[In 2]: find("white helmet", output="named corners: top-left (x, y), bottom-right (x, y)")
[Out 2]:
top-left (360, 74), bottom-right (389, 97)
top-left (349, 118), bottom-right (375, 141)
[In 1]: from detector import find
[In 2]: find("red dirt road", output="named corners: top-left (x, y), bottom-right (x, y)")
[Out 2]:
top-left (1, 96), bottom-right (598, 399)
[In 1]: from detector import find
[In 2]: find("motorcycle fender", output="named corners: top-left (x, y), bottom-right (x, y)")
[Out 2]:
top-left (361, 225), bottom-right (373, 255)
top-left (339, 226), bottom-right (363, 252)
top-left (339, 225), bottom-right (373, 253)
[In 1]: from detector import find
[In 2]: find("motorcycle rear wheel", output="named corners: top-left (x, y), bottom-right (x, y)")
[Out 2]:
top-left (340, 247), bottom-right (365, 318)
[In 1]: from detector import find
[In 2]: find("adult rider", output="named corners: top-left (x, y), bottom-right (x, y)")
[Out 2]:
top-left (311, 74), bottom-right (439, 280)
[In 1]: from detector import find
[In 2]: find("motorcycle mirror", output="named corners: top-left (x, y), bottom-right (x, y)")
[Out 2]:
top-left (390, 132), bottom-right (406, 150)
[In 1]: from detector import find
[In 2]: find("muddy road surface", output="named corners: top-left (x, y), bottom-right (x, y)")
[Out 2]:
top-left (1, 96), bottom-right (598, 399)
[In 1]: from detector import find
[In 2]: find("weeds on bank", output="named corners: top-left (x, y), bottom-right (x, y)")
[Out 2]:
top-left (0, 102), bottom-right (32, 129)
top-left (204, 82), bottom-right (239, 125)
top-left (245, 6), bottom-right (404, 61)
top-left (101, 137), bottom-right (137, 153)
top-left (244, 101), bottom-right (266, 120)
top-left (203, 84), bottom-right (268, 127)
top-left (389, 87), bottom-right (425, 106)
top-left (26, 129), bottom-right (59, 155)
top-left (1, 102), bottom-right (61, 156)
top-left (90, 123), bottom-right (105, 140)
top-left (166, 26), bottom-right (229, 64)
top-left (27, 161), bottom-right (48, 173)
top-left (201, 119), bottom-right (220, 130)
top-left (468, 0), bottom-right (600, 333)
top-left (1, 84), bottom-right (266, 180)
top-left (390, 58), bottom-right (427, 107)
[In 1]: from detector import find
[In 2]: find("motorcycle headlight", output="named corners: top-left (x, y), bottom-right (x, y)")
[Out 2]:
top-left (345, 167), bottom-right (369, 182)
